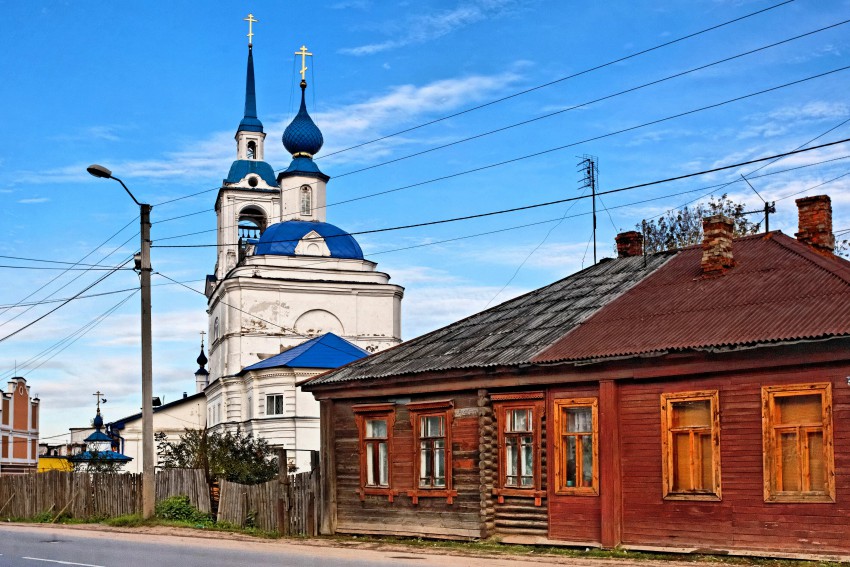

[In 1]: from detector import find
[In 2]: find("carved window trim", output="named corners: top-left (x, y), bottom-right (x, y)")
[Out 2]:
top-left (660, 390), bottom-right (722, 501)
top-left (762, 383), bottom-right (835, 503)
top-left (353, 403), bottom-right (398, 502)
top-left (407, 400), bottom-right (456, 504)
top-left (553, 397), bottom-right (599, 496)
top-left (492, 393), bottom-right (545, 505)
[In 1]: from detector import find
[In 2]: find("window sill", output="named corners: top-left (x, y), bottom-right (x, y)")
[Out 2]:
top-left (407, 488), bottom-right (457, 505)
top-left (554, 486), bottom-right (598, 497)
top-left (357, 486), bottom-right (399, 503)
top-left (663, 493), bottom-right (721, 502)
top-left (765, 492), bottom-right (835, 504)
top-left (493, 488), bottom-right (546, 506)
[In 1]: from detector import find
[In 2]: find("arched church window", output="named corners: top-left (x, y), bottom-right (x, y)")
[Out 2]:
top-left (301, 186), bottom-right (312, 216)
top-left (238, 206), bottom-right (267, 240)
top-left (247, 141), bottom-right (256, 160)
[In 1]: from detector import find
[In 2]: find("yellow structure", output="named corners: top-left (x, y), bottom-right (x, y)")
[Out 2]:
top-left (37, 455), bottom-right (72, 472)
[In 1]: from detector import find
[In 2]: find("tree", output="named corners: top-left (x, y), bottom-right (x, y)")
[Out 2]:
top-left (638, 194), bottom-right (761, 254)
top-left (156, 427), bottom-right (278, 486)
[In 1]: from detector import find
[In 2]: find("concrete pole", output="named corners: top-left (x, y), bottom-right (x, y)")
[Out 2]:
top-left (140, 203), bottom-right (155, 519)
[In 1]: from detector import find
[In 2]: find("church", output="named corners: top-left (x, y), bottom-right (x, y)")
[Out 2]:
top-left (198, 26), bottom-right (404, 470)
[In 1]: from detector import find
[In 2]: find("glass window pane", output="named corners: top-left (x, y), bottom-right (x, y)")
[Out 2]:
top-left (780, 432), bottom-right (801, 492)
top-left (808, 432), bottom-right (825, 492)
top-left (378, 441), bottom-right (388, 486)
top-left (420, 441), bottom-right (432, 487)
top-left (567, 407), bottom-right (592, 433)
top-left (565, 436), bottom-right (577, 487)
top-left (434, 444), bottom-right (445, 487)
top-left (521, 436), bottom-right (534, 485)
top-left (699, 433), bottom-right (713, 490)
top-left (510, 409), bottom-right (530, 432)
top-left (581, 434), bottom-right (593, 487)
top-left (366, 443), bottom-right (375, 485)
top-left (275, 396), bottom-right (283, 415)
top-left (366, 419), bottom-right (386, 438)
top-left (506, 437), bottom-right (518, 485)
top-left (672, 400), bottom-right (710, 428)
top-left (776, 395), bottom-right (821, 425)
top-left (672, 432), bottom-right (691, 491)
top-left (421, 416), bottom-right (443, 437)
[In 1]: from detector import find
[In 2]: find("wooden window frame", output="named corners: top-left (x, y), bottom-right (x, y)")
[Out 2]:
top-left (407, 400), bottom-right (457, 504)
top-left (660, 390), bottom-right (722, 501)
top-left (353, 403), bottom-right (398, 502)
top-left (492, 393), bottom-right (545, 506)
top-left (553, 397), bottom-right (599, 496)
top-left (762, 383), bottom-right (835, 503)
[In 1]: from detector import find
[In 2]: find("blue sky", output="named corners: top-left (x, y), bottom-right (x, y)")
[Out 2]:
top-left (2, 0), bottom-right (849, 441)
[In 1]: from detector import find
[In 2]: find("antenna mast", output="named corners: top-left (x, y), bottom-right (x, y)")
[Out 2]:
top-left (578, 155), bottom-right (599, 264)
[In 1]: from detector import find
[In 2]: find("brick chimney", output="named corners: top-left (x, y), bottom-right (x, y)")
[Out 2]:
top-left (616, 231), bottom-right (643, 258)
top-left (795, 195), bottom-right (834, 256)
top-left (701, 215), bottom-right (735, 276)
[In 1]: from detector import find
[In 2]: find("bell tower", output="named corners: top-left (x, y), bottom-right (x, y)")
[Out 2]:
top-left (211, 15), bottom-right (281, 282)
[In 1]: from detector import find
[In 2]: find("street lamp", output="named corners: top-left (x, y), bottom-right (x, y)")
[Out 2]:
top-left (87, 164), bottom-right (155, 519)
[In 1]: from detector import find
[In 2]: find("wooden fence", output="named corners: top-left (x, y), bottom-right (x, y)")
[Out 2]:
top-left (216, 450), bottom-right (320, 536)
top-left (0, 469), bottom-right (209, 520)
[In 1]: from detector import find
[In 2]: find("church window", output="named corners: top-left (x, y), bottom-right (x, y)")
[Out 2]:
top-left (247, 176), bottom-right (258, 187)
top-left (247, 140), bottom-right (256, 159)
top-left (300, 186), bottom-right (312, 216)
top-left (266, 394), bottom-right (284, 416)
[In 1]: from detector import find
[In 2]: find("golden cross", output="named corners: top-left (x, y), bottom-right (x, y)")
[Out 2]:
top-left (295, 45), bottom-right (313, 81)
top-left (244, 13), bottom-right (258, 45)
top-left (200, 330), bottom-right (206, 347)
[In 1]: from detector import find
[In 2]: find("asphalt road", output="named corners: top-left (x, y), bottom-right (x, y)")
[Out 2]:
top-left (0, 524), bottom-right (542, 567)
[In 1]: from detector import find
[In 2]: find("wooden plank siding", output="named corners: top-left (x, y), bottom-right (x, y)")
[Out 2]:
top-left (334, 394), bottom-right (484, 539)
top-left (617, 364), bottom-right (850, 556)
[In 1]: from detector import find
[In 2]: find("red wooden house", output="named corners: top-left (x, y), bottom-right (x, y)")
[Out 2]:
top-left (302, 195), bottom-right (850, 559)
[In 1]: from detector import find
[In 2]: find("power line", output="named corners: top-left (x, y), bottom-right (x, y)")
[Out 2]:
top-left (153, 63), bottom-right (850, 246)
top-left (316, 0), bottom-right (795, 161)
top-left (0, 217), bottom-right (136, 319)
top-left (0, 279), bottom-right (204, 310)
top-left (151, 137), bottom-right (850, 249)
top-left (0, 258), bottom-right (134, 344)
top-left (0, 264), bottom-right (135, 272)
top-left (0, 291), bottom-right (138, 381)
top-left (148, 1), bottom-right (795, 210)
top-left (326, 19), bottom-right (850, 182)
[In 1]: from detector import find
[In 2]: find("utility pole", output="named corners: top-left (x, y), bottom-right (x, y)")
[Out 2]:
top-left (578, 155), bottom-right (599, 264)
top-left (87, 164), bottom-right (155, 519)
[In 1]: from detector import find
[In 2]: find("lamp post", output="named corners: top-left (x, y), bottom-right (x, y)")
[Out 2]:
top-left (87, 164), bottom-right (155, 519)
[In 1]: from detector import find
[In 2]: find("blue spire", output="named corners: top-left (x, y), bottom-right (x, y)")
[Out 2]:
top-left (238, 45), bottom-right (264, 133)
top-left (282, 80), bottom-right (324, 157)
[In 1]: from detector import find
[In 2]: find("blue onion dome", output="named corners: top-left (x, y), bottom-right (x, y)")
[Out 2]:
top-left (93, 410), bottom-right (104, 429)
top-left (255, 220), bottom-right (363, 259)
top-left (282, 81), bottom-right (324, 158)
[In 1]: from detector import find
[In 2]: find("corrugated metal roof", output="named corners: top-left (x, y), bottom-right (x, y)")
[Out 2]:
top-left (304, 254), bottom-right (671, 388)
top-left (535, 232), bottom-right (850, 363)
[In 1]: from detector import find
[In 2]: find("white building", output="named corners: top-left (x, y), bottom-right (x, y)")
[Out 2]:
top-left (197, 36), bottom-right (403, 467)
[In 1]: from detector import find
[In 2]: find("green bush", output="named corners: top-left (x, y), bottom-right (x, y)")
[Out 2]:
top-left (154, 495), bottom-right (211, 524)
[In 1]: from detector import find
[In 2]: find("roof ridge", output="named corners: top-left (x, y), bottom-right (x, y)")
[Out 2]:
top-left (768, 231), bottom-right (850, 286)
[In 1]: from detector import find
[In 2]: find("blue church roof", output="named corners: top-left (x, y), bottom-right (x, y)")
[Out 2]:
top-left (241, 333), bottom-right (369, 374)
top-left (238, 45), bottom-right (263, 133)
top-left (69, 450), bottom-right (132, 463)
top-left (225, 160), bottom-right (278, 186)
top-left (282, 83), bottom-right (323, 157)
top-left (254, 220), bottom-right (364, 259)
top-left (85, 429), bottom-right (113, 443)
top-left (278, 156), bottom-right (328, 181)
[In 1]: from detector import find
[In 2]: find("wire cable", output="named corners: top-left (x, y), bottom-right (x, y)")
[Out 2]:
top-left (152, 136), bottom-right (850, 249)
top-left (316, 0), bottom-right (796, 161)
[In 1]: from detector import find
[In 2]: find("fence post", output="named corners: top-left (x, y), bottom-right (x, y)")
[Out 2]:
top-left (277, 448), bottom-right (290, 536)
top-left (308, 450), bottom-right (319, 536)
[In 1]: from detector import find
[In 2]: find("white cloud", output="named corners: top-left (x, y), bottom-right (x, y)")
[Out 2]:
top-left (53, 126), bottom-right (122, 143)
top-left (340, 0), bottom-right (521, 56)
top-left (738, 101), bottom-right (849, 141)
top-left (17, 197), bottom-right (49, 204)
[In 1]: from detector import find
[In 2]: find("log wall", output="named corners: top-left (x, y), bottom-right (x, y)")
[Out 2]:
top-left (334, 393), bottom-right (484, 539)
